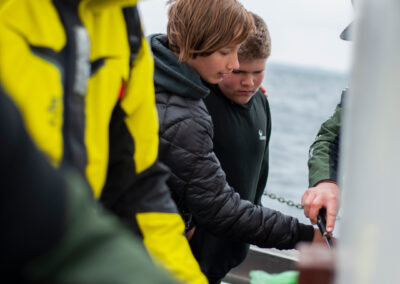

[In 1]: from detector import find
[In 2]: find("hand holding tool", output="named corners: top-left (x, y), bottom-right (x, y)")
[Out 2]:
top-left (317, 208), bottom-right (334, 248)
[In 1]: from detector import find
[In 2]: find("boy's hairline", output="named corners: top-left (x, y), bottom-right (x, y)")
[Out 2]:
top-left (167, 0), bottom-right (255, 62)
top-left (238, 56), bottom-right (269, 63)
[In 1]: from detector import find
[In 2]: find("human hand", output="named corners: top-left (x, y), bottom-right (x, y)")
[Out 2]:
top-left (311, 228), bottom-right (337, 247)
top-left (301, 181), bottom-right (339, 233)
top-left (186, 226), bottom-right (196, 241)
top-left (311, 228), bottom-right (326, 245)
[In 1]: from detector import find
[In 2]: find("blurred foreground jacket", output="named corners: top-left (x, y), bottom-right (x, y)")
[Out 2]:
top-left (0, 0), bottom-right (205, 282)
top-left (0, 88), bottom-right (178, 284)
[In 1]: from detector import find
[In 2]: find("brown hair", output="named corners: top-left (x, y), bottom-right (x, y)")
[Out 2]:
top-left (167, 0), bottom-right (255, 61)
top-left (238, 12), bottom-right (271, 61)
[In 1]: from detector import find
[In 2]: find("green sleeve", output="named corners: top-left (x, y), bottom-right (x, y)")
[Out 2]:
top-left (308, 104), bottom-right (341, 187)
top-left (26, 173), bottom-right (177, 284)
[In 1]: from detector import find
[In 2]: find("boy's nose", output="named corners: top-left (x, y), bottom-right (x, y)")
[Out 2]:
top-left (227, 55), bottom-right (239, 71)
top-left (241, 74), bottom-right (254, 87)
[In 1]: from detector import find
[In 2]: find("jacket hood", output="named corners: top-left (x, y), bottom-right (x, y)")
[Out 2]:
top-left (148, 34), bottom-right (210, 100)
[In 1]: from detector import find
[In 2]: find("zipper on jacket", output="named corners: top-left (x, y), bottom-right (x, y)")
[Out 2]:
top-left (53, 0), bottom-right (89, 178)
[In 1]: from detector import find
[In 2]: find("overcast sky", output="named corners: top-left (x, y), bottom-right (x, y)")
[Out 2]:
top-left (138, 0), bottom-right (353, 72)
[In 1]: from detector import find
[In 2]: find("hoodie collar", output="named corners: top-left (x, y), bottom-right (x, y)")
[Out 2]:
top-left (149, 34), bottom-right (210, 100)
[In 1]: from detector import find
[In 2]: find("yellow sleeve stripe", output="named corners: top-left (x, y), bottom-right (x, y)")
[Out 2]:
top-left (121, 38), bottom-right (158, 174)
top-left (136, 212), bottom-right (208, 284)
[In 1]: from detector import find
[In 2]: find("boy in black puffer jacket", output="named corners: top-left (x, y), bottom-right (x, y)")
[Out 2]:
top-left (150, 3), bottom-right (324, 282)
top-left (191, 12), bottom-right (275, 283)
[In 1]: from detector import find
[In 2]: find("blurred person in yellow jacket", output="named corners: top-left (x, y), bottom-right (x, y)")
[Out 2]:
top-left (0, 85), bottom-right (178, 284)
top-left (0, 0), bottom-right (206, 283)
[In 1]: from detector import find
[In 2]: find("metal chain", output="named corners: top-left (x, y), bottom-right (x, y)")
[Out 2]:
top-left (263, 192), bottom-right (304, 209)
top-left (263, 192), bottom-right (342, 221)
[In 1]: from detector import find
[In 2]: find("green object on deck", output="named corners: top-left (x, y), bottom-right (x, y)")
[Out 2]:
top-left (249, 270), bottom-right (299, 284)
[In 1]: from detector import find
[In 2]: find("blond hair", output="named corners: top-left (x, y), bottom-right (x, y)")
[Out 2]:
top-left (238, 12), bottom-right (271, 61)
top-left (167, 0), bottom-right (255, 61)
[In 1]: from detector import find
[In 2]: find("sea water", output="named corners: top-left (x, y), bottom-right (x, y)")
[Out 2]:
top-left (262, 63), bottom-right (348, 233)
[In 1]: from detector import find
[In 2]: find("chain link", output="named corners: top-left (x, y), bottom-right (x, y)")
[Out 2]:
top-left (263, 192), bottom-right (303, 209)
top-left (263, 192), bottom-right (342, 221)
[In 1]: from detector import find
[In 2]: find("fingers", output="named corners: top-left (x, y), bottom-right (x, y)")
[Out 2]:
top-left (311, 228), bottom-right (326, 245)
top-left (325, 199), bottom-right (338, 233)
top-left (308, 200), bottom-right (321, 225)
top-left (301, 189), bottom-right (309, 210)
top-left (302, 182), bottom-right (340, 229)
top-left (301, 190), bottom-right (310, 218)
top-left (302, 190), bottom-right (319, 224)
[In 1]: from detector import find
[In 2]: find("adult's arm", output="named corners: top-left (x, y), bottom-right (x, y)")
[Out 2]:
top-left (308, 103), bottom-right (342, 187)
top-left (303, 93), bottom-right (344, 233)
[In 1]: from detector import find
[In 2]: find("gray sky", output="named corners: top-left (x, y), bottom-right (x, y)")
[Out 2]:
top-left (138, 0), bottom-right (353, 72)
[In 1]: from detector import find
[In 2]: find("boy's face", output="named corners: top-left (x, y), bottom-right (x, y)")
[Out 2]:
top-left (187, 44), bottom-right (240, 84)
top-left (218, 58), bottom-right (267, 105)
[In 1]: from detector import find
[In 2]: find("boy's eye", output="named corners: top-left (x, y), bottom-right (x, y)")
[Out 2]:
top-left (220, 50), bottom-right (230, 56)
top-left (232, 70), bottom-right (242, 74)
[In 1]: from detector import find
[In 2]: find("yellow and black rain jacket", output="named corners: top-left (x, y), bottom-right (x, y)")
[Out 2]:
top-left (0, 0), bottom-right (206, 283)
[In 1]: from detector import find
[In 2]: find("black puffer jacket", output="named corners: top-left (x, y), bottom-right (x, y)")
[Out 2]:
top-left (149, 34), bottom-right (314, 249)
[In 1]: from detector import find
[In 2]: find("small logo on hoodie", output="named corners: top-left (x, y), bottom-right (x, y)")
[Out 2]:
top-left (259, 129), bottom-right (266, 141)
